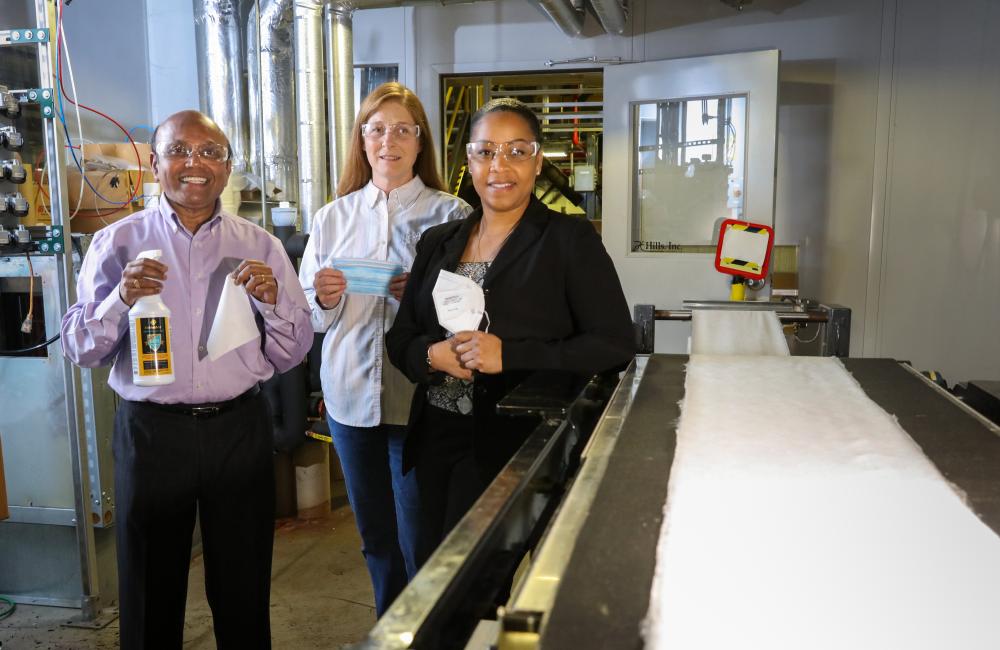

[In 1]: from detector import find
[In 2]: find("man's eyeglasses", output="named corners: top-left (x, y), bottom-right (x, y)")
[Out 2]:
top-left (466, 140), bottom-right (540, 164)
top-left (361, 122), bottom-right (420, 140)
top-left (155, 141), bottom-right (231, 163)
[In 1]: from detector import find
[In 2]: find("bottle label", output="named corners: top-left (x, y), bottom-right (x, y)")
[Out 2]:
top-left (135, 316), bottom-right (172, 376)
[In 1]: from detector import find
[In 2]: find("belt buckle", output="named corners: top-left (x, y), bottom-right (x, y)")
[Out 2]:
top-left (190, 406), bottom-right (220, 418)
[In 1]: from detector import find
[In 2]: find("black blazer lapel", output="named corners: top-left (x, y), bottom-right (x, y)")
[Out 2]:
top-left (439, 214), bottom-right (479, 272)
top-left (483, 198), bottom-right (549, 288)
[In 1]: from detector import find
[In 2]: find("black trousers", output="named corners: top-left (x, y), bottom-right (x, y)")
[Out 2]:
top-left (113, 393), bottom-right (275, 650)
top-left (412, 404), bottom-right (490, 566)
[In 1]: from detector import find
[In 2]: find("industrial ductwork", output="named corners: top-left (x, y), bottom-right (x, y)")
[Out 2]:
top-left (532, 0), bottom-right (585, 38)
top-left (193, 0), bottom-right (250, 173)
top-left (247, 0), bottom-right (298, 204)
top-left (292, 0), bottom-right (329, 231)
top-left (589, 0), bottom-right (628, 35)
top-left (198, 0), bottom-right (628, 233)
top-left (324, 3), bottom-right (354, 196)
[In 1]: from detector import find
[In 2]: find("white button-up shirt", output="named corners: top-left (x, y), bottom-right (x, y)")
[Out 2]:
top-left (299, 176), bottom-right (471, 427)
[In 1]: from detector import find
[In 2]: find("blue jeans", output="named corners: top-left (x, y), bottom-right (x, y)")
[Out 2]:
top-left (327, 417), bottom-right (420, 617)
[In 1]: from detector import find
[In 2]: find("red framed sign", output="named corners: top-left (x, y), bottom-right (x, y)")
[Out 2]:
top-left (714, 219), bottom-right (774, 281)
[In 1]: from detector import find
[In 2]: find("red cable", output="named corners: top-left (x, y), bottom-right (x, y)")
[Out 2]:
top-left (56, 0), bottom-right (143, 213)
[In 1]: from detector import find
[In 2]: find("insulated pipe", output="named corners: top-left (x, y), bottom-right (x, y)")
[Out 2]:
top-left (324, 2), bottom-right (355, 197)
top-left (194, 0), bottom-right (250, 173)
top-left (293, 0), bottom-right (329, 232)
top-left (588, 0), bottom-right (628, 34)
top-left (248, 0), bottom-right (298, 204)
top-left (531, 0), bottom-right (585, 38)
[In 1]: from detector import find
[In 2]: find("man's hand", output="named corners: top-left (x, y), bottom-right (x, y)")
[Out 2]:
top-left (429, 339), bottom-right (472, 380)
top-left (233, 259), bottom-right (278, 305)
top-left (388, 272), bottom-right (409, 301)
top-left (453, 331), bottom-right (503, 374)
top-left (314, 268), bottom-right (347, 309)
top-left (119, 257), bottom-right (168, 306)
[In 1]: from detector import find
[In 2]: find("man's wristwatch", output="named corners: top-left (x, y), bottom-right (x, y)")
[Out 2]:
top-left (426, 345), bottom-right (433, 369)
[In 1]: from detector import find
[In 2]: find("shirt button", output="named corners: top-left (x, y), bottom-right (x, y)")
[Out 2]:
top-left (196, 383), bottom-right (202, 389)
top-left (199, 345), bottom-right (205, 352)
top-left (195, 307), bottom-right (202, 315)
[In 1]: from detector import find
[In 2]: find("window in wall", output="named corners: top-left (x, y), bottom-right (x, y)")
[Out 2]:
top-left (354, 65), bottom-right (399, 109)
top-left (631, 95), bottom-right (747, 251)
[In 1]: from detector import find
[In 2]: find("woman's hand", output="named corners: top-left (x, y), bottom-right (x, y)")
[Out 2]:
top-left (453, 331), bottom-right (503, 374)
top-left (314, 268), bottom-right (347, 309)
top-left (429, 339), bottom-right (472, 380)
top-left (388, 272), bottom-right (409, 301)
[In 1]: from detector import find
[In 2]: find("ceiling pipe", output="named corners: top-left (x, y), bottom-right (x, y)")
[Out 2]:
top-left (531, 0), bottom-right (585, 38)
top-left (588, 0), bottom-right (627, 35)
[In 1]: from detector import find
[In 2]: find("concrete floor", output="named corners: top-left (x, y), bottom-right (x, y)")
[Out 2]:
top-left (0, 504), bottom-right (377, 649)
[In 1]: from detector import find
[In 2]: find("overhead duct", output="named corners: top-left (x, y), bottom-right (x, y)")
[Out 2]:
top-left (588, 0), bottom-right (628, 34)
top-left (194, 0), bottom-right (250, 173)
top-left (292, 0), bottom-right (329, 231)
top-left (531, 0), bottom-right (585, 38)
top-left (324, 2), bottom-right (354, 196)
top-left (247, 0), bottom-right (298, 204)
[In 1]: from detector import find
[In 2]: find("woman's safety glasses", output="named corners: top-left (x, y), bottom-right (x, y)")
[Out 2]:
top-left (465, 140), bottom-right (540, 164)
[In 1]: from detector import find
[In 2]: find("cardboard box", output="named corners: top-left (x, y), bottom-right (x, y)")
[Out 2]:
top-left (1, 435), bottom-right (8, 521)
top-left (67, 168), bottom-right (133, 212)
top-left (81, 142), bottom-right (153, 170)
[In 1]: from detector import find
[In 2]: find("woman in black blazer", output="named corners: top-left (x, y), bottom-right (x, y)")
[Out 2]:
top-left (386, 98), bottom-right (635, 560)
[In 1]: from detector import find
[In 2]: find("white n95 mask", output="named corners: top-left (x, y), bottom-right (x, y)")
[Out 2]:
top-left (432, 270), bottom-right (487, 335)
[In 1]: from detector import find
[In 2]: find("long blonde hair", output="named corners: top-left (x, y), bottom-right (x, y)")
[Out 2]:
top-left (336, 82), bottom-right (447, 197)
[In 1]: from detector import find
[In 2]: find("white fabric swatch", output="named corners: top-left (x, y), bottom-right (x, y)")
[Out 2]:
top-left (206, 279), bottom-right (260, 361)
top-left (644, 355), bottom-right (1000, 650)
top-left (691, 308), bottom-right (789, 356)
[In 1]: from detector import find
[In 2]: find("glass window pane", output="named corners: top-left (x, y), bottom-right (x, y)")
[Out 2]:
top-left (631, 94), bottom-right (747, 251)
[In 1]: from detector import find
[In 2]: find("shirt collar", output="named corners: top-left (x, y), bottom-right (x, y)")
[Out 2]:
top-left (158, 197), bottom-right (225, 235)
top-left (364, 175), bottom-right (426, 211)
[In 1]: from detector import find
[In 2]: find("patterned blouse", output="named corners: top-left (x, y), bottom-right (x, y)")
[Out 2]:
top-left (426, 261), bottom-right (489, 415)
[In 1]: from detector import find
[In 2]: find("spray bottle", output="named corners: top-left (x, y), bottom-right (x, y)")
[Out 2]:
top-left (129, 249), bottom-right (175, 386)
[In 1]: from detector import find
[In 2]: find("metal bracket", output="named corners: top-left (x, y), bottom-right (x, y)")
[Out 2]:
top-left (36, 226), bottom-right (65, 254)
top-left (22, 87), bottom-right (56, 119)
top-left (0, 27), bottom-right (50, 45)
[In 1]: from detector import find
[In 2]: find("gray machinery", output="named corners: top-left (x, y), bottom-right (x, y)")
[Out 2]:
top-left (633, 299), bottom-right (853, 357)
top-left (0, 0), bottom-right (118, 623)
top-left (350, 356), bottom-right (1000, 649)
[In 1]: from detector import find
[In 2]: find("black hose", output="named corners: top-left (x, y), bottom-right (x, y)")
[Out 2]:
top-left (0, 332), bottom-right (60, 355)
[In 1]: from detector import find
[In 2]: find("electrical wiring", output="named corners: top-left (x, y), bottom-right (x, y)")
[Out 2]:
top-left (24, 250), bottom-right (35, 333)
top-left (54, 0), bottom-right (143, 216)
top-left (58, 0), bottom-right (85, 217)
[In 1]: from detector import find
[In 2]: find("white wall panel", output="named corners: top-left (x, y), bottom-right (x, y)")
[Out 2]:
top-left (874, 0), bottom-right (1000, 380)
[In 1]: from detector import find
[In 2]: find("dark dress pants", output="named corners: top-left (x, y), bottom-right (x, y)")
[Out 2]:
top-left (412, 403), bottom-right (490, 566)
top-left (113, 394), bottom-right (275, 650)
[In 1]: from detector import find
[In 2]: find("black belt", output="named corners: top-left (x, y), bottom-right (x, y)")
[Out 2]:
top-left (138, 384), bottom-right (261, 418)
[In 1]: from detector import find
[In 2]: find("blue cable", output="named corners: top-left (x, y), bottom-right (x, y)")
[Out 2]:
top-left (56, 75), bottom-right (131, 206)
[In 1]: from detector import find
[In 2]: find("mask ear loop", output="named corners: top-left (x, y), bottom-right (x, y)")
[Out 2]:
top-left (483, 310), bottom-right (491, 334)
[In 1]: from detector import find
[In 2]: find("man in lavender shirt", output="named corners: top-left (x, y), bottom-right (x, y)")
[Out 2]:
top-left (61, 110), bottom-right (313, 649)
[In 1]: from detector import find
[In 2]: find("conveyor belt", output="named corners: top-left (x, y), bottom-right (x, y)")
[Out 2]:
top-left (539, 356), bottom-right (1000, 649)
top-left (540, 355), bottom-right (684, 649)
top-left (843, 359), bottom-right (1000, 534)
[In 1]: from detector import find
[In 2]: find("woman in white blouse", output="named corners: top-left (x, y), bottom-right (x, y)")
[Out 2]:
top-left (298, 82), bottom-right (470, 617)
